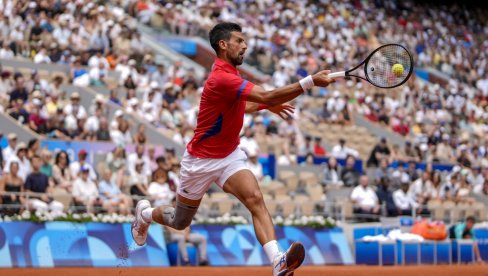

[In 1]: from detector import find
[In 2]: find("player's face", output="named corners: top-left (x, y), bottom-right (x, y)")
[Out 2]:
top-left (226, 32), bottom-right (247, 66)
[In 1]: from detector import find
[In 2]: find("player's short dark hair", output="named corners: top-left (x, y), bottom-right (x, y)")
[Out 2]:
top-left (209, 22), bottom-right (242, 55)
top-left (466, 216), bottom-right (476, 223)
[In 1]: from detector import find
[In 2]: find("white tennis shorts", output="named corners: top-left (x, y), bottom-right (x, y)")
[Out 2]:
top-left (178, 147), bottom-right (248, 200)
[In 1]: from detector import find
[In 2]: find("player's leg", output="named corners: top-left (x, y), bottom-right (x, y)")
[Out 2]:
top-left (223, 169), bottom-right (305, 276)
top-left (131, 194), bottom-right (200, 246)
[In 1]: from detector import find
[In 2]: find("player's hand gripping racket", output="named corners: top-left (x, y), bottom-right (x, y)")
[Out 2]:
top-left (328, 44), bottom-right (414, 89)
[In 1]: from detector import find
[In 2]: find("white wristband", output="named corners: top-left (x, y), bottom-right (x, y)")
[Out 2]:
top-left (299, 75), bottom-right (314, 91)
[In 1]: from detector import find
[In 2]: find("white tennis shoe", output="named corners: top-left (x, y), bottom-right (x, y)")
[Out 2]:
top-left (272, 242), bottom-right (305, 276)
top-left (131, 199), bottom-right (151, 246)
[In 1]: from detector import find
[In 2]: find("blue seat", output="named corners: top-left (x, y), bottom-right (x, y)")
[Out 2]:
top-left (166, 241), bottom-right (199, 266)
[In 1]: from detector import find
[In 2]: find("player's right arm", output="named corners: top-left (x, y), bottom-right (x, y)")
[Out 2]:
top-left (247, 70), bottom-right (335, 107)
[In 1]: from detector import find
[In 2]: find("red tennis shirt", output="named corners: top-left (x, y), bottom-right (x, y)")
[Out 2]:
top-left (187, 58), bottom-right (255, 158)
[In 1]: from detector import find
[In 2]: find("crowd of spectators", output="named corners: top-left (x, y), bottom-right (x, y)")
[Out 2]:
top-left (0, 0), bottom-right (487, 221)
top-left (0, 131), bottom-right (183, 216)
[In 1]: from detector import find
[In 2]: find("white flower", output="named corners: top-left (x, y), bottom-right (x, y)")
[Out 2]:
top-left (72, 214), bottom-right (81, 220)
top-left (275, 216), bottom-right (284, 224)
top-left (97, 213), bottom-right (103, 219)
top-left (222, 216), bottom-right (230, 224)
top-left (4, 216), bottom-right (11, 222)
top-left (21, 210), bottom-right (31, 219)
top-left (301, 216), bottom-right (309, 225)
top-left (284, 219), bottom-right (292, 226)
top-left (207, 218), bottom-right (216, 224)
top-left (216, 217), bottom-right (223, 223)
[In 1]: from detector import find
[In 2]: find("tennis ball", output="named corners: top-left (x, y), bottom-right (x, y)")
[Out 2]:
top-left (392, 63), bottom-right (404, 77)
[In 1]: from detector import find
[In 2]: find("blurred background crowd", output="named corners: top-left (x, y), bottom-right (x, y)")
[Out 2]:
top-left (0, 0), bottom-right (486, 221)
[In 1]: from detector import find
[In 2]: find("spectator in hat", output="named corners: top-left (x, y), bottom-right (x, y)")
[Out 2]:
top-left (367, 137), bottom-right (391, 168)
top-left (3, 133), bottom-right (18, 163)
top-left (63, 92), bottom-right (87, 119)
top-left (24, 155), bottom-right (63, 216)
top-left (4, 143), bottom-right (31, 181)
top-left (99, 169), bottom-right (131, 215)
top-left (70, 149), bottom-right (96, 181)
top-left (72, 165), bottom-right (102, 214)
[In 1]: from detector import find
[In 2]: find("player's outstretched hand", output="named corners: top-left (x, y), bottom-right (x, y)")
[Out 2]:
top-left (312, 70), bottom-right (335, 87)
top-left (268, 104), bottom-right (295, 120)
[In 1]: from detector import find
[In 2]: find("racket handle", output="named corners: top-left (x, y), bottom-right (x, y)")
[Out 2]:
top-left (328, 71), bottom-right (346, 79)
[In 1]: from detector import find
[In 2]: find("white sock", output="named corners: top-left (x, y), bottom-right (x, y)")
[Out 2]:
top-left (141, 207), bottom-right (154, 223)
top-left (263, 240), bottom-right (281, 263)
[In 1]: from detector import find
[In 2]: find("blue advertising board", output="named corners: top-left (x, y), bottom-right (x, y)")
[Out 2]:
top-left (192, 225), bottom-right (353, 266)
top-left (0, 222), bottom-right (170, 267)
top-left (0, 222), bottom-right (353, 267)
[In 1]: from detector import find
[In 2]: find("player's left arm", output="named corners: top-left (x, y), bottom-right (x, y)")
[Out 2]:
top-left (244, 102), bottom-right (295, 120)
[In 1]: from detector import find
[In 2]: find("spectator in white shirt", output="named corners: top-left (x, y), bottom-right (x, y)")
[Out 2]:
top-left (4, 143), bottom-right (31, 181)
top-left (2, 133), bottom-right (17, 163)
top-left (350, 175), bottom-right (380, 217)
top-left (63, 92), bottom-right (87, 119)
top-left (69, 149), bottom-right (97, 181)
top-left (240, 127), bottom-right (259, 156)
top-left (33, 48), bottom-right (51, 64)
top-left (0, 42), bottom-right (14, 59)
top-left (148, 170), bottom-right (175, 207)
top-left (331, 138), bottom-right (358, 159)
top-left (246, 150), bottom-right (263, 181)
top-left (72, 165), bottom-right (102, 213)
top-left (127, 144), bottom-right (151, 177)
top-left (110, 119), bottom-right (132, 147)
top-left (393, 181), bottom-right (418, 216)
top-left (409, 171), bottom-right (433, 206)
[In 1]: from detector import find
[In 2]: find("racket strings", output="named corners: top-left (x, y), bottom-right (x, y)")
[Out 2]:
top-left (366, 45), bottom-right (412, 88)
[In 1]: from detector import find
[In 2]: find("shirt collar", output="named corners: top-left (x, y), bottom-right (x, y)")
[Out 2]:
top-left (213, 58), bottom-right (239, 75)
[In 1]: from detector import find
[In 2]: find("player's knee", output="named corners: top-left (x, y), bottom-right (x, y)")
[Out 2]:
top-left (244, 190), bottom-right (265, 212)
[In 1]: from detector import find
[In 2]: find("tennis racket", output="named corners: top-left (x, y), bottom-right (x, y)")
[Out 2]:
top-left (328, 44), bottom-right (414, 89)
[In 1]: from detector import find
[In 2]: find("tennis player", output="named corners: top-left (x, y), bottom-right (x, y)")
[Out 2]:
top-left (132, 22), bottom-right (334, 275)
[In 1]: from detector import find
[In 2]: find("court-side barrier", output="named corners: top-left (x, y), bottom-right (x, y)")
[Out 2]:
top-left (354, 225), bottom-right (488, 265)
top-left (0, 222), bottom-right (353, 267)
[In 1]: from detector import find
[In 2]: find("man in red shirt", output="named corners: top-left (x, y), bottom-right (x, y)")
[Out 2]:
top-left (132, 22), bottom-right (334, 275)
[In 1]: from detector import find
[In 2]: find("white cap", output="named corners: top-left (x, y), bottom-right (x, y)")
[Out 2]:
top-left (150, 81), bottom-right (159, 89)
top-left (95, 94), bottom-right (105, 102)
top-left (114, 110), bottom-right (123, 117)
top-left (128, 59), bottom-right (136, 66)
top-left (163, 82), bottom-right (174, 90)
top-left (128, 97), bottom-right (139, 106)
top-left (452, 165), bottom-right (461, 173)
top-left (333, 91), bottom-right (341, 97)
top-left (32, 98), bottom-right (42, 106)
